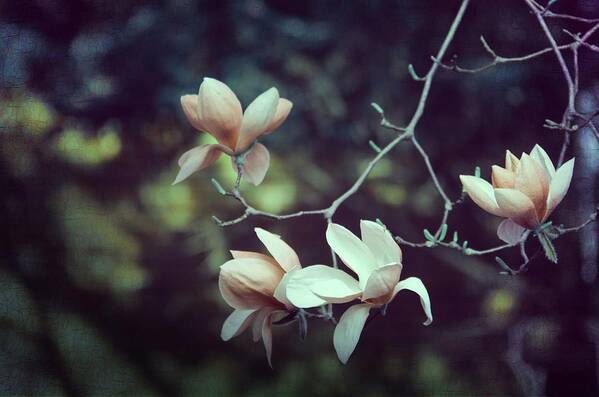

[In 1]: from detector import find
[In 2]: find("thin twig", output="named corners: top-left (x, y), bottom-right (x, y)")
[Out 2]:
top-left (557, 205), bottom-right (599, 234)
top-left (213, 0), bottom-right (471, 230)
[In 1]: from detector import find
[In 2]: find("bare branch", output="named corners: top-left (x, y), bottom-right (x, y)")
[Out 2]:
top-left (213, 0), bottom-right (472, 232)
top-left (557, 205), bottom-right (599, 234)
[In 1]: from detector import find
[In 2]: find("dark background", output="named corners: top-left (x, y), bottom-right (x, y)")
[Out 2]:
top-left (1, 0), bottom-right (599, 396)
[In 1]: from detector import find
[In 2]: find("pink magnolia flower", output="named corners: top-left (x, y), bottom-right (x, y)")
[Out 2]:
top-left (282, 221), bottom-right (432, 364)
top-left (219, 227), bottom-right (301, 366)
top-left (460, 144), bottom-right (575, 244)
top-left (173, 78), bottom-right (293, 186)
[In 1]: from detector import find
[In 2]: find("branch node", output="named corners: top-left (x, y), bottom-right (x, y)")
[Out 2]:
top-left (479, 35), bottom-right (498, 57)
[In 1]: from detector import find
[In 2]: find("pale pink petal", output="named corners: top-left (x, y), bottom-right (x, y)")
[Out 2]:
top-left (359, 220), bottom-right (402, 267)
top-left (496, 219), bottom-right (526, 245)
top-left (459, 175), bottom-right (505, 217)
top-left (545, 158), bottom-right (575, 220)
top-left (362, 263), bottom-right (402, 302)
top-left (218, 258), bottom-right (284, 310)
top-left (326, 223), bottom-right (377, 289)
top-left (197, 78), bottom-right (242, 150)
top-left (514, 153), bottom-right (550, 219)
top-left (172, 144), bottom-right (227, 185)
top-left (272, 271), bottom-right (294, 308)
top-left (310, 279), bottom-right (362, 304)
top-left (392, 277), bottom-right (433, 326)
top-left (285, 265), bottom-right (360, 308)
top-left (230, 250), bottom-right (277, 265)
top-left (236, 87), bottom-right (280, 152)
top-left (180, 95), bottom-right (207, 132)
top-left (494, 188), bottom-right (540, 229)
top-left (263, 98), bottom-right (293, 135)
top-left (254, 227), bottom-right (301, 272)
top-left (221, 309), bottom-right (257, 341)
top-left (505, 150), bottom-right (520, 172)
top-left (333, 303), bottom-right (371, 364)
top-left (252, 307), bottom-right (274, 342)
top-left (233, 143), bottom-right (271, 186)
top-left (530, 144), bottom-right (556, 179)
top-left (491, 165), bottom-right (516, 189)
top-left (261, 310), bottom-right (277, 368)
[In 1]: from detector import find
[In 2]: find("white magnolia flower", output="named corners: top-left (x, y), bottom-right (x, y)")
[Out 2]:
top-left (283, 220), bottom-right (432, 363)
top-left (174, 78), bottom-right (292, 186)
top-left (219, 228), bottom-right (301, 366)
top-left (460, 144), bottom-right (574, 244)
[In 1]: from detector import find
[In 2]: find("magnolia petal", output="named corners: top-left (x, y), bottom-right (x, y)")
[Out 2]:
top-left (333, 304), bottom-right (371, 364)
top-left (230, 250), bottom-right (277, 264)
top-left (172, 144), bottom-right (227, 185)
top-left (180, 95), bottom-right (207, 132)
top-left (530, 144), bottom-right (556, 179)
top-left (218, 258), bottom-right (284, 310)
top-left (326, 223), bottom-right (377, 288)
top-left (264, 98), bottom-right (293, 135)
top-left (255, 227), bottom-right (301, 272)
top-left (505, 150), bottom-right (520, 172)
top-left (310, 279), bottom-right (362, 304)
top-left (359, 220), bottom-right (402, 267)
top-left (236, 87), bottom-right (280, 152)
top-left (273, 271), bottom-right (294, 308)
top-left (491, 165), bottom-right (516, 189)
top-left (494, 188), bottom-right (539, 229)
top-left (459, 175), bottom-right (505, 217)
top-left (392, 277), bottom-right (433, 326)
top-left (261, 310), bottom-right (277, 368)
top-left (221, 309), bottom-right (257, 341)
top-left (234, 143), bottom-right (271, 186)
top-left (496, 219), bottom-right (526, 245)
top-left (252, 307), bottom-right (274, 342)
top-left (514, 153), bottom-right (549, 219)
top-left (285, 265), bottom-right (360, 308)
top-left (362, 263), bottom-right (402, 302)
top-left (545, 158), bottom-right (575, 220)
top-left (197, 78), bottom-right (243, 149)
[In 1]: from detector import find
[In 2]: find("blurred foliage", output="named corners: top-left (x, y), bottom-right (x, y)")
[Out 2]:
top-left (1, 0), bottom-right (599, 396)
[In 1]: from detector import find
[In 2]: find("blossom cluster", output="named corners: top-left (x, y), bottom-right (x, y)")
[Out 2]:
top-left (173, 78), bottom-right (575, 366)
top-left (220, 222), bottom-right (432, 365)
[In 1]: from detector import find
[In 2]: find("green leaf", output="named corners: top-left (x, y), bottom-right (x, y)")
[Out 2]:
top-left (423, 229), bottom-right (436, 242)
top-left (438, 224), bottom-right (448, 241)
top-left (537, 231), bottom-right (558, 264)
top-left (543, 225), bottom-right (560, 240)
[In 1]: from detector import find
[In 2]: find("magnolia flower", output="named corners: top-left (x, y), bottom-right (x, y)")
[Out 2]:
top-left (219, 227), bottom-right (301, 366)
top-left (173, 78), bottom-right (293, 186)
top-left (282, 221), bottom-right (432, 364)
top-left (460, 144), bottom-right (575, 244)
